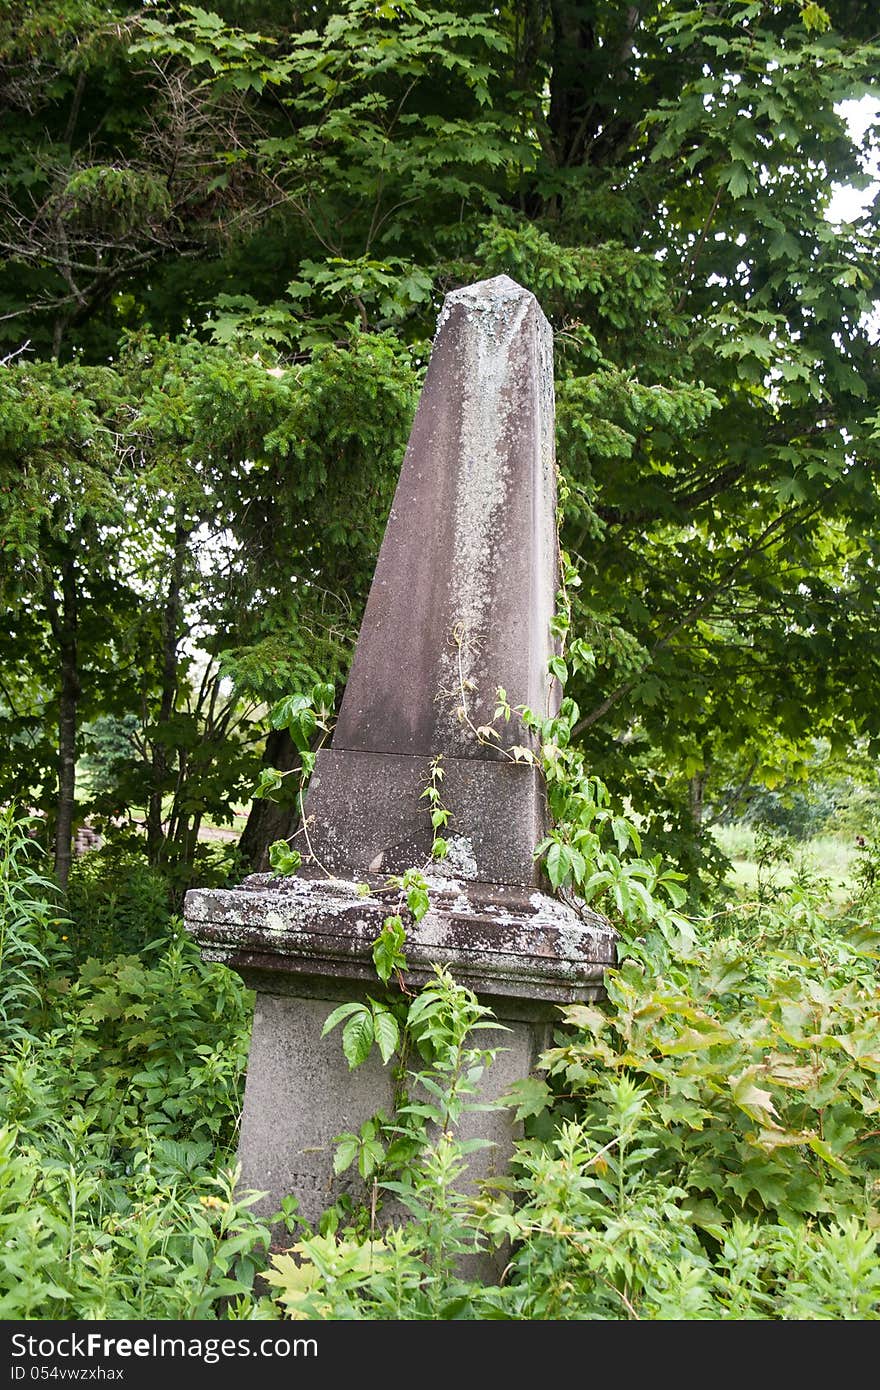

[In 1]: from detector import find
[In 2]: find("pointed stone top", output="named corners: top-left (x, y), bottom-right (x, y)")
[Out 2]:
top-left (446, 273), bottom-right (531, 302)
top-left (437, 274), bottom-right (549, 337)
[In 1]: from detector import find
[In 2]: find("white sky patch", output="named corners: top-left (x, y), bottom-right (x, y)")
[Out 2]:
top-left (825, 95), bottom-right (880, 223)
top-left (825, 95), bottom-right (880, 343)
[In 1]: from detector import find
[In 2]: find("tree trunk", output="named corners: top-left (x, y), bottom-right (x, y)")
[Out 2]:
top-left (548, 0), bottom-right (596, 167)
top-left (238, 728), bottom-right (302, 872)
top-left (45, 555), bottom-right (81, 889)
top-left (545, 1), bottom-right (643, 173)
top-left (689, 771), bottom-right (707, 835)
top-left (147, 522), bottom-right (188, 864)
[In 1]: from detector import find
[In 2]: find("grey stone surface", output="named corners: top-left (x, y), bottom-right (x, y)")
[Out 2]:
top-left (303, 748), bottom-right (548, 885)
top-left (238, 991), bottom-right (549, 1280)
top-left (188, 869), bottom-right (614, 1009)
top-left (238, 994), bottom-right (395, 1225)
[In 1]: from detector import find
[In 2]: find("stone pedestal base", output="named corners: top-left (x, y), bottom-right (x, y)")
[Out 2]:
top-left (239, 992), bottom-right (550, 1231)
top-left (185, 870), bottom-right (615, 1279)
top-left (186, 870), bottom-right (614, 1004)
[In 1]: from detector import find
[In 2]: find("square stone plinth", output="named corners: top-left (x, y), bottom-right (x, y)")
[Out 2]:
top-left (185, 871), bottom-right (615, 1277)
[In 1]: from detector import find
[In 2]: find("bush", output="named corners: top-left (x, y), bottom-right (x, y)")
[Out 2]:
top-left (66, 845), bottom-right (172, 960)
top-left (741, 785), bottom-right (837, 840)
top-left (0, 926), bottom-right (268, 1318)
top-left (0, 806), bottom-right (68, 1039)
top-left (475, 867), bottom-right (880, 1319)
top-left (0, 806), bottom-right (271, 1319)
top-left (262, 873), bottom-right (880, 1320)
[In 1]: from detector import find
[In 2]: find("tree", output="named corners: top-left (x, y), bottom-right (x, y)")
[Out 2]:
top-left (0, 328), bottom-right (418, 883)
top-left (0, 357), bottom-right (149, 884)
top-left (0, 0), bottom-right (267, 359)
top-left (1, 0), bottom-right (878, 887)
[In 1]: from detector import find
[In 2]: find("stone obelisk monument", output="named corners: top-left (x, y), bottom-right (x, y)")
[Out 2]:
top-left (185, 276), bottom-right (615, 1232)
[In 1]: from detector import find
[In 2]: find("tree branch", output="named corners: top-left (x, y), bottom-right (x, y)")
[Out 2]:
top-left (571, 501), bottom-right (822, 738)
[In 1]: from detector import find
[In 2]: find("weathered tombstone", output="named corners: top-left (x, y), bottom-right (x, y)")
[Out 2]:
top-left (185, 274), bottom-right (616, 1255)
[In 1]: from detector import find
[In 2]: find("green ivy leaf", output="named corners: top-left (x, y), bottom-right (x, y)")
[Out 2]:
top-left (332, 1135), bottom-right (359, 1174)
top-left (548, 655), bottom-right (567, 684)
top-left (253, 767), bottom-right (283, 800)
top-left (311, 681), bottom-right (335, 716)
top-left (372, 1007), bottom-right (400, 1065)
top-left (321, 1001), bottom-right (367, 1036)
top-left (268, 841), bottom-right (302, 876)
top-left (341, 1008), bottom-right (374, 1069)
top-left (269, 693), bottom-right (313, 729)
top-left (545, 840), bottom-right (571, 889)
top-left (405, 882), bottom-right (430, 923)
top-left (372, 914), bottom-right (407, 983)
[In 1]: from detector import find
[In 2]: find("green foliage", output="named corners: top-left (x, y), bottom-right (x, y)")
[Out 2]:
top-left (469, 851), bottom-right (880, 1318)
top-left (0, 1138), bottom-right (268, 1320)
top-left (267, 841), bottom-right (302, 876)
top-left (0, 808), bottom-right (64, 1039)
top-left (372, 914), bottom-right (408, 986)
top-left (0, 804), bottom-right (271, 1319)
top-left (256, 682), bottom-right (339, 831)
top-left (61, 165), bottom-right (172, 233)
top-left (322, 863), bottom-right (439, 1066)
top-left (475, 664), bottom-right (697, 930)
top-left (322, 997), bottom-right (401, 1069)
top-left (0, 327), bottom-right (418, 879)
top-left (4, 803), bottom-right (880, 1319)
top-left (66, 845), bottom-right (172, 960)
top-left (419, 756), bottom-right (451, 860)
top-left (28, 930), bottom-right (251, 1153)
top-left (80, 713), bottom-right (141, 799)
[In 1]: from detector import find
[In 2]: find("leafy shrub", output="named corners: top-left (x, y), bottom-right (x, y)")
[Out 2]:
top-left (66, 844), bottom-right (172, 959)
top-left (485, 883), bottom-right (880, 1319)
top-left (0, 927), bottom-right (268, 1318)
top-left (853, 817), bottom-right (880, 899)
top-left (741, 784), bottom-right (837, 841)
top-left (36, 931), bottom-right (252, 1150)
top-left (0, 806), bottom-right (68, 1038)
top-left (0, 1131), bottom-right (269, 1320)
top-left (0, 805), bottom-right (271, 1319)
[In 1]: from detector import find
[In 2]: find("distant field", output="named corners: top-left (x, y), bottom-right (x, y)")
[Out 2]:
top-left (711, 824), bottom-right (861, 905)
top-left (199, 809), bottom-right (249, 841)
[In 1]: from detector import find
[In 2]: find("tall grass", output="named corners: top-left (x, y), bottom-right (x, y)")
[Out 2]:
top-left (0, 804), bottom-right (269, 1319)
top-left (0, 807), bottom-right (63, 1038)
top-left (712, 823), bottom-right (859, 904)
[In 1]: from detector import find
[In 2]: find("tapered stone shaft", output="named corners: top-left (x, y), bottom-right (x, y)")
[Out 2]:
top-left (336, 274), bottom-right (557, 756)
top-left (303, 275), bottom-right (559, 886)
